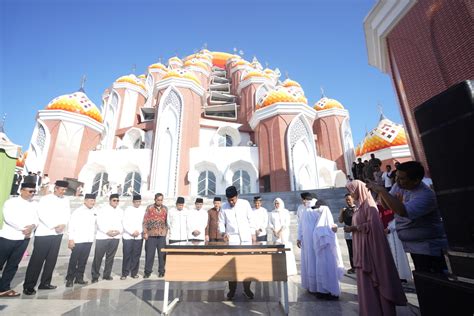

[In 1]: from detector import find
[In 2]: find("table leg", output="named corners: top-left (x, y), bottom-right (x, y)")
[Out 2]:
top-left (162, 281), bottom-right (180, 315)
top-left (279, 281), bottom-right (289, 315)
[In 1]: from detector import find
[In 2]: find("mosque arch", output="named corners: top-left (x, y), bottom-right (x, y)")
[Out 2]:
top-left (92, 171), bottom-right (109, 196)
top-left (287, 114), bottom-right (319, 190)
top-left (149, 86), bottom-right (184, 196)
top-left (213, 126), bottom-right (241, 147)
top-left (123, 171), bottom-right (141, 195)
top-left (341, 117), bottom-right (356, 176)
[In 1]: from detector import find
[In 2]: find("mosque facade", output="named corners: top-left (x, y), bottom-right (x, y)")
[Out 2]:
top-left (24, 50), bottom-right (357, 196)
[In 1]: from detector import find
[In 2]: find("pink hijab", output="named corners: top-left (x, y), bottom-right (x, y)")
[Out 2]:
top-left (346, 180), bottom-right (407, 306)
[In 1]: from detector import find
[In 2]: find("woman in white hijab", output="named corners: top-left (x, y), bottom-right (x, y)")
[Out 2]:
top-left (269, 198), bottom-right (297, 276)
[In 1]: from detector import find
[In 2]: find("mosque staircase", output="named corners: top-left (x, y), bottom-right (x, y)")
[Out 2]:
top-left (203, 66), bottom-right (238, 119)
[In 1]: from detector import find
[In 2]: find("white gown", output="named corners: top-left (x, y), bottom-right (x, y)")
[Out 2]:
top-left (298, 205), bottom-right (319, 292)
top-left (269, 208), bottom-right (297, 276)
top-left (387, 219), bottom-right (412, 281)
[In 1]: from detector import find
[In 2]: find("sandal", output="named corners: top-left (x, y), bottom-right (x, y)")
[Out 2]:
top-left (0, 290), bottom-right (21, 297)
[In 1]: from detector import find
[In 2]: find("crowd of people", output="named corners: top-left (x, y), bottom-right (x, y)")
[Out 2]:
top-left (1, 159), bottom-right (448, 315)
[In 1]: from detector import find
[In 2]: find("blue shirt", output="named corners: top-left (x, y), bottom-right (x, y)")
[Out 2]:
top-left (390, 182), bottom-right (447, 256)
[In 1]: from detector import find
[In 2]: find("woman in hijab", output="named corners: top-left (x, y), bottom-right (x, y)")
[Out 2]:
top-left (269, 198), bottom-right (297, 275)
top-left (345, 180), bottom-right (407, 315)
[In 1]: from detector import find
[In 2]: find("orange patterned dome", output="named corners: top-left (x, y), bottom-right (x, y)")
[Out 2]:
top-left (16, 151), bottom-right (27, 168)
top-left (314, 97), bottom-right (345, 111)
top-left (45, 92), bottom-right (103, 123)
top-left (257, 86), bottom-right (307, 109)
top-left (148, 62), bottom-right (167, 71)
top-left (161, 68), bottom-right (201, 86)
top-left (359, 117), bottom-right (408, 155)
top-left (184, 58), bottom-right (209, 71)
top-left (282, 78), bottom-right (301, 88)
top-left (242, 70), bottom-right (271, 81)
top-left (210, 51), bottom-right (235, 69)
top-left (115, 75), bottom-right (146, 90)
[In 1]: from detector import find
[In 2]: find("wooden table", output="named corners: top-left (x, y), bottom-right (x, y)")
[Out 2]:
top-left (161, 241), bottom-right (289, 315)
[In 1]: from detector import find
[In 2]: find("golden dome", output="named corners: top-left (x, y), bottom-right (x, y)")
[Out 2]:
top-left (257, 86), bottom-right (307, 109)
top-left (210, 51), bottom-right (235, 69)
top-left (184, 58), bottom-right (209, 71)
top-left (231, 59), bottom-right (251, 68)
top-left (45, 92), bottom-right (103, 123)
top-left (314, 97), bottom-right (344, 111)
top-left (358, 117), bottom-right (408, 156)
top-left (242, 70), bottom-right (271, 81)
top-left (168, 56), bottom-right (183, 65)
top-left (115, 75), bottom-right (146, 90)
top-left (138, 74), bottom-right (146, 79)
top-left (148, 62), bottom-right (167, 71)
top-left (282, 78), bottom-right (301, 88)
top-left (161, 69), bottom-right (201, 85)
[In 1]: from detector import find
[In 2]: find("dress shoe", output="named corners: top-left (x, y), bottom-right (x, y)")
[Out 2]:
top-left (243, 289), bottom-right (254, 299)
top-left (226, 291), bottom-right (235, 300)
top-left (65, 280), bottom-right (73, 288)
top-left (23, 288), bottom-right (36, 295)
top-left (74, 279), bottom-right (88, 285)
top-left (158, 273), bottom-right (165, 278)
top-left (324, 294), bottom-right (339, 301)
top-left (347, 268), bottom-right (355, 274)
top-left (143, 274), bottom-right (150, 279)
top-left (131, 275), bottom-right (139, 279)
top-left (38, 284), bottom-right (57, 290)
top-left (103, 276), bottom-right (113, 281)
top-left (120, 276), bottom-right (127, 280)
top-left (91, 278), bottom-right (99, 284)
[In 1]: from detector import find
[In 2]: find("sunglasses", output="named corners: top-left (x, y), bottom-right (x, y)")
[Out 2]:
top-left (26, 190), bottom-right (36, 193)
top-left (111, 199), bottom-right (119, 202)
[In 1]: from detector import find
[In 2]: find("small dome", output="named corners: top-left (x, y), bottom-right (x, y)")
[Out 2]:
top-left (257, 86), bottom-right (307, 109)
top-left (314, 97), bottom-right (344, 111)
top-left (161, 68), bottom-right (201, 85)
top-left (168, 56), bottom-right (183, 66)
top-left (184, 58), bottom-right (209, 71)
top-left (115, 75), bottom-right (146, 90)
top-left (242, 70), bottom-right (271, 81)
top-left (138, 74), bottom-right (146, 79)
top-left (282, 78), bottom-right (301, 88)
top-left (45, 91), bottom-right (103, 123)
top-left (148, 62), bottom-right (167, 71)
top-left (358, 117), bottom-right (408, 156)
top-left (231, 59), bottom-right (251, 68)
top-left (210, 51), bottom-right (235, 69)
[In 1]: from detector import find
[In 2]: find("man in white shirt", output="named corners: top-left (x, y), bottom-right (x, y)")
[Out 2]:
top-left (23, 180), bottom-right (70, 295)
top-left (91, 193), bottom-right (123, 283)
top-left (0, 182), bottom-right (38, 297)
top-left (121, 195), bottom-right (146, 280)
top-left (168, 197), bottom-right (190, 244)
top-left (188, 198), bottom-right (208, 242)
top-left (65, 193), bottom-right (97, 287)
top-left (252, 196), bottom-right (268, 242)
top-left (382, 165), bottom-right (394, 191)
top-left (219, 186), bottom-right (256, 300)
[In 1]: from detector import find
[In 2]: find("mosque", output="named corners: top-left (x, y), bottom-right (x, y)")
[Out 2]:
top-left (21, 50), bottom-right (408, 197)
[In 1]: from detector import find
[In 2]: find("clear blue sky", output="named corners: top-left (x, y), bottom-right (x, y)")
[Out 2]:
top-left (0, 0), bottom-right (402, 150)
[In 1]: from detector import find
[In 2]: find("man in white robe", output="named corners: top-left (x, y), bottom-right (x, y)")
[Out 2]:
top-left (23, 180), bottom-right (70, 295)
top-left (188, 198), bottom-right (208, 242)
top-left (66, 193), bottom-right (97, 287)
top-left (252, 196), bottom-right (268, 242)
top-left (219, 186), bottom-right (256, 300)
top-left (91, 193), bottom-right (123, 282)
top-left (0, 182), bottom-right (38, 297)
top-left (297, 196), bottom-right (344, 299)
top-left (121, 194), bottom-right (146, 279)
top-left (168, 197), bottom-right (190, 243)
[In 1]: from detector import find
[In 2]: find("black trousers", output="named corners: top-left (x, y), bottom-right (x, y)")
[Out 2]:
top-left (345, 239), bottom-right (354, 269)
top-left (122, 239), bottom-right (143, 277)
top-left (256, 235), bottom-right (267, 242)
top-left (0, 237), bottom-right (29, 292)
top-left (144, 236), bottom-right (166, 275)
top-left (228, 281), bottom-right (251, 293)
top-left (410, 253), bottom-right (447, 274)
top-left (91, 239), bottom-right (119, 279)
top-left (66, 242), bottom-right (92, 281)
top-left (24, 234), bottom-right (62, 289)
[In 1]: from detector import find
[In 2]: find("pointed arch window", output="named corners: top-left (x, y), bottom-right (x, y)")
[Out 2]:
top-left (92, 172), bottom-right (108, 196)
top-left (218, 134), bottom-right (233, 147)
top-left (124, 172), bottom-right (141, 195)
top-left (198, 170), bottom-right (216, 196)
top-left (36, 124), bottom-right (46, 152)
top-left (232, 170), bottom-right (250, 194)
